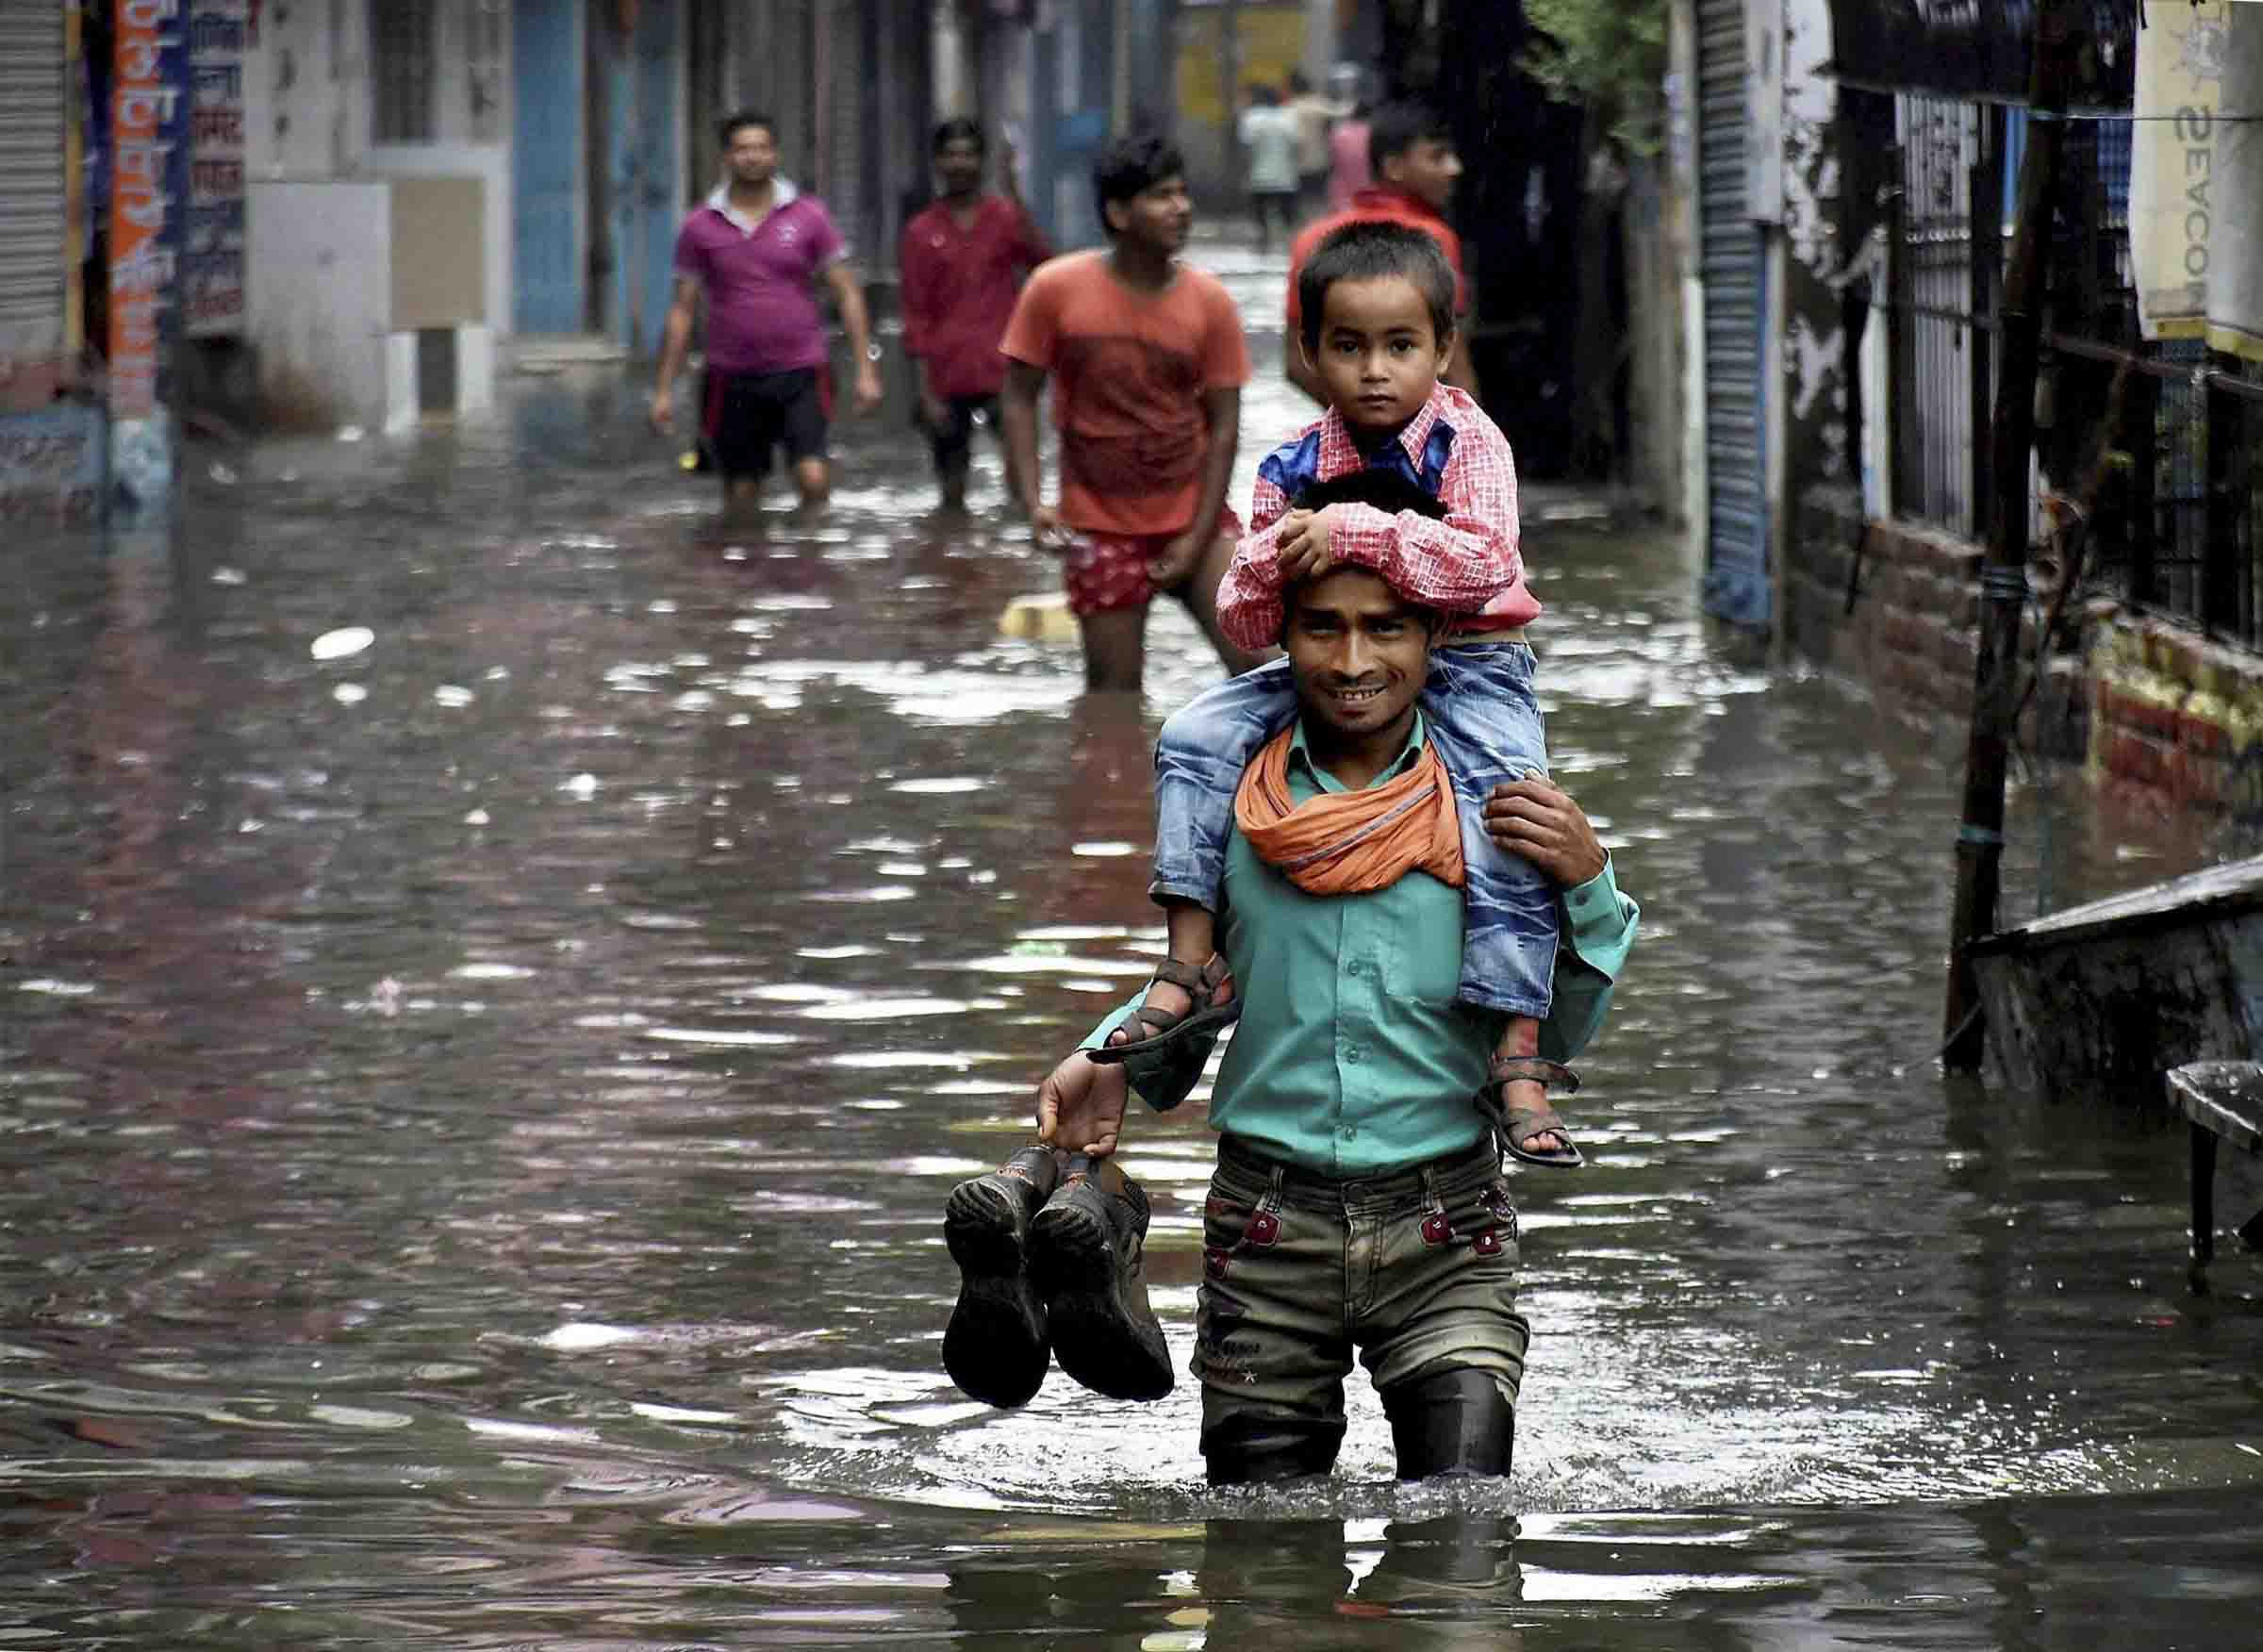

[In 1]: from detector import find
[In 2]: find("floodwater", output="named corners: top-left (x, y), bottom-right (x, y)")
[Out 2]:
top-left (5, 245), bottom-right (2262, 1649)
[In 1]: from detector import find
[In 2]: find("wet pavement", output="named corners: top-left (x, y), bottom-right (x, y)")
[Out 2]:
top-left (5, 244), bottom-right (2263, 1647)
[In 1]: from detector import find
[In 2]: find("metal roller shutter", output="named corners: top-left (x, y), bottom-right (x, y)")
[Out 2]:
top-left (0, 0), bottom-right (66, 361)
top-left (822, 0), bottom-right (865, 259)
top-left (1697, 0), bottom-right (1766, 626)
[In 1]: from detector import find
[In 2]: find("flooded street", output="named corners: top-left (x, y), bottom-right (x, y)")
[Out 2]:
top-left (6, 246), bottom-right (2263, 1647)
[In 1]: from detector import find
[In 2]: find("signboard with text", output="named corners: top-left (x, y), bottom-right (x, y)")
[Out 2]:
top-left (187, 0), bottom-right (249, 337)
top-left (108, 0), bottom-right (192, 505)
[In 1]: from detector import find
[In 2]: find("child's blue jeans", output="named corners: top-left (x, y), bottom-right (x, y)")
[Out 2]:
top-left (1151, 643), bottom-right (1560, 1018)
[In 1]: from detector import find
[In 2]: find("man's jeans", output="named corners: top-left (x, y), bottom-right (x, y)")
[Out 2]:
top-left (1194, 1133), bottom-right (1529, 1471)
top-left (1151, 644), bottom-right (1559, 1016)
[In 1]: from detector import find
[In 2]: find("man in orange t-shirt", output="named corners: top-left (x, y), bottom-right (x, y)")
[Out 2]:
top-left (1284, 101), bottom-right (1482, 407)
top-left (1001, 135), bottom-right (1267, 693)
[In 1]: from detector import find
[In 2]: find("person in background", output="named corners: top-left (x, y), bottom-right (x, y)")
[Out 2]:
top-left (1237, 83), bottom-right (1303, 256)
top-left (1289, 100), bottom-right (1478, 406)
top-left (651, 110), bottom-right (884, 519)
top-left (1326, 63), bottom-right (1374, 213)
top-left (999, 134), bottom-right (1265, 693)
top-left (899, 118), bottom-right (1053, 516)
top-left (1286, 70), bottom-right (1339, 215)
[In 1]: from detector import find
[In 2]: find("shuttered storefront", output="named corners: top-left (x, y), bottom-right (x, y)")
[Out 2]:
top-left (0, 0), bottom-right (67, 371)
top-left (1696, 0), bottom-right (1766, 625)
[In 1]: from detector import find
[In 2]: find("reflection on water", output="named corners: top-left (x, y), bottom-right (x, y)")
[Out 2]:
top-left (5, 244), bottom-right (2263, 1645)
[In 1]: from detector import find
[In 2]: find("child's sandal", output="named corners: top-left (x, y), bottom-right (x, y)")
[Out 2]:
top-left (1087, 955), bottom-right (1240, 1066)
top-left (1477, 1055), bottom-right (1585, 1169)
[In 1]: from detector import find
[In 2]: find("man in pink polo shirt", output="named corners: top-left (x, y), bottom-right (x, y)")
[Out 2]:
top-left (650, 110), bottom-right (884, 517)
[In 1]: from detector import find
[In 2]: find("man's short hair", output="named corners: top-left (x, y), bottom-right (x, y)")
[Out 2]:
top-left (933, 116), bottom-right (984, 156)
top-left (719, 109), bottom-right (776, 148)
top-left (1093, 133), bottom-right (1184, 233)
top-left (1296, 220), bottom-right (1458, 355)
top-left (1291, 470), bottom-right (1448, 520)
top-left (1367, 99), bottom-right (1451, 176)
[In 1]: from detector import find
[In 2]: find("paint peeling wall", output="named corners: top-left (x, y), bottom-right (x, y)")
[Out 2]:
top-left (1791, 483), bottom-right (2263, 834)
top-left (242, 5), bottom-right (514, 343)
top-left (1779, 0), bottom-right (1849, 490)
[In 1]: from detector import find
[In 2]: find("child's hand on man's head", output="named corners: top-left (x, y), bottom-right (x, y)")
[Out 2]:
top-left (1275, 505), bottom-right (1335, 581)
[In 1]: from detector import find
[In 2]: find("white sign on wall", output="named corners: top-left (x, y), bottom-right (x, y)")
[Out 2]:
top-left (187, 0), bottom-right (249, 339)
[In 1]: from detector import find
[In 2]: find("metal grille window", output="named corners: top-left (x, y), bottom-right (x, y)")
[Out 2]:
top-left (371, 0), bottom-right (438, 144)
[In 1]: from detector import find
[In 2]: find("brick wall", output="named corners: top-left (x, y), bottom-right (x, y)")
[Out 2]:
top-left (1787, 485), bottom-right (2263, 819)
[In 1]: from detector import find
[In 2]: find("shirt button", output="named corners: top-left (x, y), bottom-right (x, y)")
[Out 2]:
top-left (1345, 1047), bottom-right (1362, 1064)
top-left (1340, 1124), bottom-right (1358, 1139)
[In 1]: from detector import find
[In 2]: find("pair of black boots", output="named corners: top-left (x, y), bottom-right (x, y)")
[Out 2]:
top-left (942, 1147), bottom-right (1173, 1407)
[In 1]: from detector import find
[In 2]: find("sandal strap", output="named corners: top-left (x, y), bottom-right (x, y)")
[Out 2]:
top-left (1149, 953), bottom-right (1232, 1005)
top-left (1498, 1100), bottom-right (1572, 1139)
top-left (1486, 1056), bottom-right (1579, 1096)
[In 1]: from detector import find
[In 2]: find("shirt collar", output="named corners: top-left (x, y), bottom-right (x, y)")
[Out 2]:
top-left (706, 176), bottom-right (801, 235)
top-left (1315, 383), bottom-right (1453, 478)
top-left (1287, 707), bottom-right (1429, 794)
top-left (1350, 185), bottom-right (1445, 225)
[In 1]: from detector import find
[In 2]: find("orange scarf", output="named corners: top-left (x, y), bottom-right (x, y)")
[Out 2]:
top-left (1233, 729), bottom-right (1465, 895)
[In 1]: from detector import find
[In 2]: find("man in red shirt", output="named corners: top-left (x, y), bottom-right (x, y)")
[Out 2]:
top-left (900, 119), bottom-right (1053, 515)
top-left (1283, 101), bottom-right (1482, 407)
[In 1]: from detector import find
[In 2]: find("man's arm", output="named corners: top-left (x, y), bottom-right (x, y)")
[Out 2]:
top-left (822, 260), bottom-right (884, 412)
top-left (1146, 385), bottom-right (1242, 587)
top-left (1036, 989), bottom-right (1220, 1155)
top-left (649, 274), bottom-right (702, 435)
top-left (897, 229), bottom-right (948, 429)
top-left (1484, 778), bottom-right (1639, 1063)
top-left (999, 359), bottom-right (1058, 540)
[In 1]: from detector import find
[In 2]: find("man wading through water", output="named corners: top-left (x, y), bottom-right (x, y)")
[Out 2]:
top-left (941, 533), bottom-right (1639, 1482)
top-left (899, 118), bottom-right (1052, 516)
top-left (999, 135), bottom-right (1264, 693)
top-left (650, 110), bottom-right (884, 520)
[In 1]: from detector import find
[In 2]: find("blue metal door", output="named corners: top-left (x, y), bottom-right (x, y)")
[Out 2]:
top-left (1696, 0), bottom-right (1769, 627)
top-left (512, 0), bottom-right (583, 335)
top-left (608, 0), bottom-right (680, 355)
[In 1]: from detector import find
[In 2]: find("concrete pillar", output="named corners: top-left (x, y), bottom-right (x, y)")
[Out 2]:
top-left (109, 2), bottom-right (195, 519)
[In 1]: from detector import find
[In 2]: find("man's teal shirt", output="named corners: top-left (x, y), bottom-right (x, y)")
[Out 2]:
top-left (1083, 711), bottom-right (1640, 1176)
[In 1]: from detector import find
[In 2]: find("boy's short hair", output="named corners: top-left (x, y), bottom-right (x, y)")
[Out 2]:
top-left (1367, 100), bottom-right (1452, 175)
top-left (933, 117), bottom-right (984, 156)
top-left (1093, 133), bottom-right (1184, 233)
top-left (1296, 220), bottom-right (1458, 355)
top-left (719, 109), bottom-right (777, 149)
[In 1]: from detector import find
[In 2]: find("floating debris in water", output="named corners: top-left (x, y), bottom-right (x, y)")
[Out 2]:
top-left (311, 626), bottom-right (374, 661)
